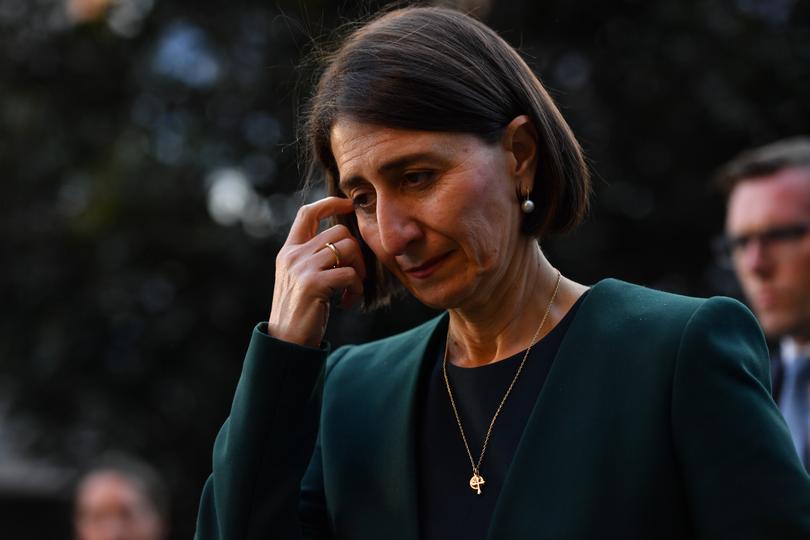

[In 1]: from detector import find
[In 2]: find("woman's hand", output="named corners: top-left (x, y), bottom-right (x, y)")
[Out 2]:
top-left (268, 197), bottom-right (366, 348)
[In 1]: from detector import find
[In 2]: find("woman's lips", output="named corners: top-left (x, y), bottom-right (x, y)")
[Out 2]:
top-left (403, 252), bottom-right (452, 279)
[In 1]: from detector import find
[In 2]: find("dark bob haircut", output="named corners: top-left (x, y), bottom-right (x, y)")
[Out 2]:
top-left (303, 6), bottom-right (590, 309)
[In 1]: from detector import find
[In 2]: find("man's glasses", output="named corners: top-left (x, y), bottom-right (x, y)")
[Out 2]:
top-left (721, 223), bottom-right (810, 262)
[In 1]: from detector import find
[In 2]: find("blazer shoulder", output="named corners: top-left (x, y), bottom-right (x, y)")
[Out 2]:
top-left (564, 279), bottom-right (765, 399)
top-left (590, 278), bottom-right (713, 326)
top-left (582, 278), bottom-right (759, 349)
top-left (675, 293), bottom-right (769, 375)
top-left (609, 279), bottom-right (758, 329)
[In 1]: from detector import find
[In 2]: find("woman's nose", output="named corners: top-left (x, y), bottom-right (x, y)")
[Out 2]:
top-left (376, 195), bottom-right (423, 256)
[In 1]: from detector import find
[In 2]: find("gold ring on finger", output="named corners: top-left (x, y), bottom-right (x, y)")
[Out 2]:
top-left (325, 242), bottom-right (341, 268)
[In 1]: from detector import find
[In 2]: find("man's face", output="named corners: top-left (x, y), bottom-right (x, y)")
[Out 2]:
top-left (726, 167), bottom-right (810, 343)
top-left (75, 472), bottom-right (165, 540)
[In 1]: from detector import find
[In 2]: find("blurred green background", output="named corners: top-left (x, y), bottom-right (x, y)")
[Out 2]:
top-left (2, 0), bottom-right (809, 537)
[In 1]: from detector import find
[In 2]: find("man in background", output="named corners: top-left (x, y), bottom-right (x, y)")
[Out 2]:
top-left (74, 454), bottom-right (169, 540)
top-left (719, 137), bottom-right (810, 471)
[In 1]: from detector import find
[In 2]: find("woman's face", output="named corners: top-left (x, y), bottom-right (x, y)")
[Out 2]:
top-left (330, 118), bottom-right (533, 310)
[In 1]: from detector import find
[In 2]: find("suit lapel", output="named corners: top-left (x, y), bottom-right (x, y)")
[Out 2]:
top-left (771, 351), bottom-right (784, 400)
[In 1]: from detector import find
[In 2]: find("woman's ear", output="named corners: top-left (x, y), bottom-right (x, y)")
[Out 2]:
top-left (502, 115), bottom-right (539, 192)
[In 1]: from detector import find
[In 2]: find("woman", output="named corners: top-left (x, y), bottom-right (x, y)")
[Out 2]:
top-left (195, 7), bottom-right (810, 539)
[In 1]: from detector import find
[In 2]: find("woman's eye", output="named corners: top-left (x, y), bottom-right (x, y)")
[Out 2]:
top-left (402, 171), bottom-right (436, 187)
top-left (351, 192), bottom-right (375, 211)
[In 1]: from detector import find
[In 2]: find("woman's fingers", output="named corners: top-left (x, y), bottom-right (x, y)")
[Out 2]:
top-left (314, 229), bottom-right (368, 310)
top-left (325, 266), bottom-right (364, 299)
top-left (308, 234), bottom-right (367, 309)
top-left (268, 198), bottom-right (365, 347)
top-left (309, 229), bottom-right (367, 280)
top-left (286, 197), bottom-right (355, 245)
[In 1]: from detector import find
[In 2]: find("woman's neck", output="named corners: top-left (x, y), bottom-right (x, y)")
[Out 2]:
top-left (446, 245), bottom-right (569, 368)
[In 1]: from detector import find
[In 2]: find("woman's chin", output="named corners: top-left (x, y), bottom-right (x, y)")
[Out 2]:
top-left (406, 282), bottom-right (476, 311)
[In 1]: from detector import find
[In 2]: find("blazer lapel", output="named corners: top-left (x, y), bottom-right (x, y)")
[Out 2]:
top-left (487, 280), bottom-right (613, 538)
top-left (372, 319), bottom-right (441, 540)
top-left (323, 314), bottom-right (446, 540)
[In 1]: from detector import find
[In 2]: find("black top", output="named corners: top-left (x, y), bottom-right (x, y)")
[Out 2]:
top-left (417, 292), bottom-right (587, 540)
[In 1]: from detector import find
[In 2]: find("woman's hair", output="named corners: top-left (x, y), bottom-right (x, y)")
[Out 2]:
top-left (302, 6), bottom-right (590, 308)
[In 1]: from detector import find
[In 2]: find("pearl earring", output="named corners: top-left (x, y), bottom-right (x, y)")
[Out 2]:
top-left (521, 189), bottom-right (535, 214)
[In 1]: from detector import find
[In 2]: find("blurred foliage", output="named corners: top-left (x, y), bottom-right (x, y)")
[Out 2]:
top-left (1, 0), bottom-right (808, 537)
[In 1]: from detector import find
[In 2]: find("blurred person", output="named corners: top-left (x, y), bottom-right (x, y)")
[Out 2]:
top-left (66, 0), bottom-right (113, 23)
top-left (196, 7), bottom-right (810, 539)
top-left (720, 137), bottom-right (810, 469)
top-left (74, 454), bottom-right (169, 540)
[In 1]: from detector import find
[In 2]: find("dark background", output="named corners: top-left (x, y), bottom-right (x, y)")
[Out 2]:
top-left (1, 0), bottom-right (808, 537)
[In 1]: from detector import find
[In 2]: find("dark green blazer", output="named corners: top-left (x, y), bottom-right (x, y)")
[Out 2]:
top-left (196, 279), bottom-right (810, 539)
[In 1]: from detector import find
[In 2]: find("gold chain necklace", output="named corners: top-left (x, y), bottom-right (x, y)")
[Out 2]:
top-left (442, 271), bottom-right (561, 495)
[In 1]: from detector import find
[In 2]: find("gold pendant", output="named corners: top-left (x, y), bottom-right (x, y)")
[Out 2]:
top-left (469, 473), bottom-right (485, 495)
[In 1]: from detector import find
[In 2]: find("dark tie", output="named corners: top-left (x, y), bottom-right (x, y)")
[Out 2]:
top-left (779, 357), bottom-right (810, 468)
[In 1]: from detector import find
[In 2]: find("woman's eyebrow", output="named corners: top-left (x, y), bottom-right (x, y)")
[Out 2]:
top-left (338, 152), bottom-right (441, 193)
top-left (338, 175), bottom-right (364, 195)
top-left (378, 152), bottom-right (438, 174)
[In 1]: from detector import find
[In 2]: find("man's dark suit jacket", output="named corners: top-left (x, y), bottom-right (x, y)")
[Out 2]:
top-left (195, 279), bottom-right (810, 539)
top-left (772, 354), bottom-right (785, 402)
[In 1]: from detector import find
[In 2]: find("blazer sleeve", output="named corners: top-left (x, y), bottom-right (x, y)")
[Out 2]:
top-left (194, 323), bottom-right (336, 540)
top-left (671, 297), bottom-right (810, 539)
